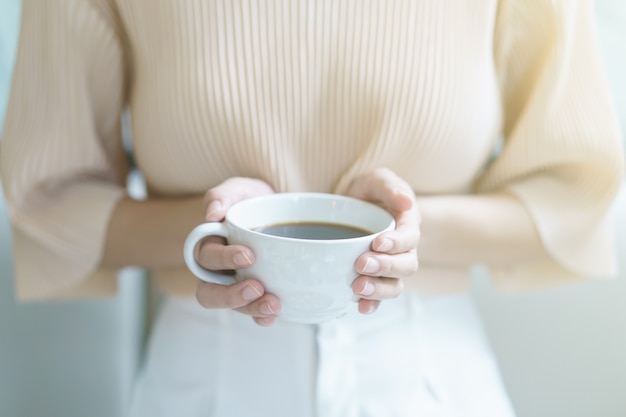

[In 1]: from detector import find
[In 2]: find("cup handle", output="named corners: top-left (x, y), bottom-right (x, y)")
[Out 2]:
top-left (183, 222), bottom-right (237, 285)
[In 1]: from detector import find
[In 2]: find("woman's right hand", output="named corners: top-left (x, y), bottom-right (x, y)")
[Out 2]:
top-left (195, 177), bottom-right (281, 326)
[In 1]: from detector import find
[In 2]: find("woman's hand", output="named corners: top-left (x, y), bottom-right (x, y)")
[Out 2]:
top-left (195, 177), bottom-right (281, 326)
top-left (345, 168), bottom-right (420, 314)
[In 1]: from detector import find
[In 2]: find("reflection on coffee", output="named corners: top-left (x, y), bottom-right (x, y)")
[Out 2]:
top-left (254, 222), bottom-right (371, 240)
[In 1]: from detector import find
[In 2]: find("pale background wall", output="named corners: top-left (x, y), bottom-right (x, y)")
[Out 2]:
top-left (0, 1), bottom-right (624, 417)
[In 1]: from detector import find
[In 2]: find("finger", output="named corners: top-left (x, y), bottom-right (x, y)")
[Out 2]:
top-left (371, 211), bottom-right (421, 255)
top-left (347, 168), bottom-right (421, 254)
top-left (204, 178), bottom-right (275, 221)
top-left (355, 250), bottom-right (418, 279)
top-left (352, 275), bottom-right (405, 301)
top-left (358, 299), bottom-right (381, 315)
top-left (234, 293), bottom-right (281, 318)
top-left (197, 238), bottom-right (255, 271)
top-left (347, 168), bottom-right (415, 215)
top-left (196, 279), bottom-right (265, 310)
top-left (253, 316), bottom-right (278, 327)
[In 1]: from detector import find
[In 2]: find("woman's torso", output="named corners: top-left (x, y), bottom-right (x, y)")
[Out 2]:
top-left (115, 0), bottom-right (502, 197)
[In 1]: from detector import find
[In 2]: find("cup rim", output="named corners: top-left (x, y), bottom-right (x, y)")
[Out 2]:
top-left (225, 192), bottom-right (395, 243)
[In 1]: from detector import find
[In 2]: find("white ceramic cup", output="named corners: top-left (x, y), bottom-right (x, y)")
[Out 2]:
top-left (183, 192), bottom-right (395, 324)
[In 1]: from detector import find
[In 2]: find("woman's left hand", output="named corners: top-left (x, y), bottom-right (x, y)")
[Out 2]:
top-left (345, 168), bottom-right (420, 314)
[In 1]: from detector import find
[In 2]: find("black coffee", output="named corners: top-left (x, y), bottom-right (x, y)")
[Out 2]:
top-left (254, 222), bottom-right (371, 240)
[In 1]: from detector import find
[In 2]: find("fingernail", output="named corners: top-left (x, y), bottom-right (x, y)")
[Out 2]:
top-left (205, 201), bottom-right (223, 220)
top-left (242, 284), bottom-right (262, 301)
top-left (361, 257), bottom-right (380, 274)
top-left (375, 238), bottom-right (393, 252)
top-left (359, 281), bottom-right (375, 296)
top-left (260, 301), bottom-right (276, 315)
top-left (233, 251), bottom-right (253, 266)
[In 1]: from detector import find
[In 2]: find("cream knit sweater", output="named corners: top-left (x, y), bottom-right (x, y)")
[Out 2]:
top-left (1, 0), bottom-right (624, 300)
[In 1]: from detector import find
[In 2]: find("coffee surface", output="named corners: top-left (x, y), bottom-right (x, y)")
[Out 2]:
top-left (254, 222), bottom-right (371, 240)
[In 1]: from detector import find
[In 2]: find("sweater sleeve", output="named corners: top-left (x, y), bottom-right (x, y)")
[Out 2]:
top-left (476, 0), bottom-right (625, 291)
top-left (0, 0), bottom-right (129, 300)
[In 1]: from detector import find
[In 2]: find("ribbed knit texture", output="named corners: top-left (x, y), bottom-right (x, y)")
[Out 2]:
top-left (1, 0), bottom-right (624, 299)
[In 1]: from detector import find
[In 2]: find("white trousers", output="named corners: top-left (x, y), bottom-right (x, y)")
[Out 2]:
top-left (128, 293), bottom-right (515, 417)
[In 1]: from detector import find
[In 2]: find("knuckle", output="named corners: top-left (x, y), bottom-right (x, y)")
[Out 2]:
top-left (384, 258), bottom-right (397, 275)
top-left (203, 188), bottom-right (219, 204)
top-left (382, 254), bottom-right (415, 277)
top-left (382, 278), bottom-right (403, 299)
top-left (374, 167), bottom-right (393, 178)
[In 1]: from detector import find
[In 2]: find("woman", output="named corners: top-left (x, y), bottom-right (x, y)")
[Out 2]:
top-left (1, 0), bottom-right (623, 416)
